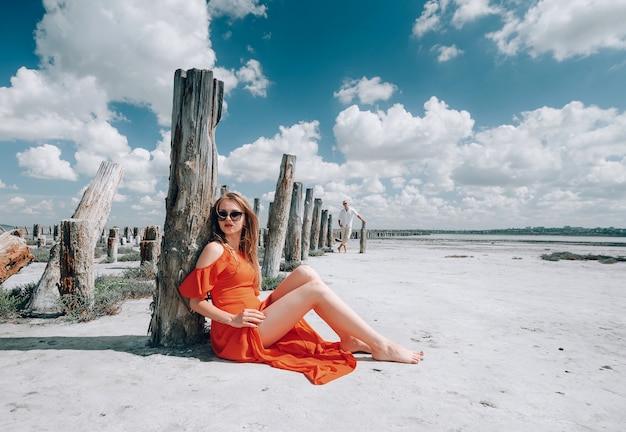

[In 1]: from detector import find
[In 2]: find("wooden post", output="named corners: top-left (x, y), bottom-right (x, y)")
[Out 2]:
top-left (300, 188), bottom-right (313, 260)
top-left (33, 224), bottom-right (41, 241)
top-left (262, 154), bottom-right (296, 278)
top-left (59, 219), bottom-right (94, 311)
top-left (284, 182), bottom-right (303, 269)
top-left (26, 161), bottom-right (123, 317)
top-left (326, 214), bottom-right (333, 248)
top-left (253, 198), bottom-right (260, 217)
top-left (140, 225), bottom-right (161, 264)
top-left (150, 68), bottom-right (223, 347)
top-left (253, 198), bottom-right (261, 247)
top-left (107, 227), bottom-right (119, 262)
top-left (360, 221), bottom-right (367, 253)
top-left (0, 229), bottom-right (35, 284)
top-left (319, 209), bottom-right (328, 249)
top-left (309, 198), bottom-right (322, 251)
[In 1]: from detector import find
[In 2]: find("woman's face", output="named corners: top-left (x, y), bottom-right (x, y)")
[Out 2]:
top-left (216, 198), bottom-right (245, 236)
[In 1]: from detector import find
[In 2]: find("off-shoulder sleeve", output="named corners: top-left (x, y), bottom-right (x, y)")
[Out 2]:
top-left (179, 255), bottom-right (227, 298)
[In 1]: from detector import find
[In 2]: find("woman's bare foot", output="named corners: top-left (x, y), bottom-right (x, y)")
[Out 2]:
top-left (340, 336), bottom-right (372, 354)
top-left (371, 342), bottom-right (424, 364)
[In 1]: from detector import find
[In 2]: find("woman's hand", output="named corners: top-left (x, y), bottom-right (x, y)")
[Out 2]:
top-left (230, 309), bottom-right (265, 328)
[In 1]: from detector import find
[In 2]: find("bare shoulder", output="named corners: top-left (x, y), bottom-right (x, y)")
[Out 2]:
top-left (196, 241), bottom-right (225, 269)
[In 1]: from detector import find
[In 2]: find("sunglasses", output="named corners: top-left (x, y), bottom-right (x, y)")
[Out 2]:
top-left (217, 210), bottom-right (243, 221)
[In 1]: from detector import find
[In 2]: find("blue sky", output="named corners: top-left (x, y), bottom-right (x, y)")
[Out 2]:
top-left (1, 0), bottom-right (625, 231)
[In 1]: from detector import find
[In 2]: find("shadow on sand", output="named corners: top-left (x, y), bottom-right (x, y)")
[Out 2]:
top-left (0, 335), bottom-right (215, 361)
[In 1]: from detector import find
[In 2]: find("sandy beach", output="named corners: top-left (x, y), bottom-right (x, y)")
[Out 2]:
top-left (1, 236), bottom-right (625, 431)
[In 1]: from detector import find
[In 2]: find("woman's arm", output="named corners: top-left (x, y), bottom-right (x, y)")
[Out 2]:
top-left (189, 298), bottom-right (265, 328)
top-left (196, 241), bottom-right (224, 268)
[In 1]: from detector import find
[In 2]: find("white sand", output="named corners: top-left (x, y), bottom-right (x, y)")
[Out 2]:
top-left (1, 238), bottom-right (625, 431)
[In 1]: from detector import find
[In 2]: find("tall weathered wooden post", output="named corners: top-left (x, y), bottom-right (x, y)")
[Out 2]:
top-left (150, 68), bottom-right (223, 347)
top-left (326, 214), bottom-right (333, 248)
top-left (301, 188), bottom-right (314, 260)
top-left (27, 161), bottom-right (123, 317)
top-left (309, 198), bottom-right (322, 251)
top-left (319, 209), bottom-right (328, 249)
top-left (261, 154), bottom-right (296, 277)
top-left (284, 181), bottom-right (303, 269)
top-left (360, 221), bottom-right (367, 253)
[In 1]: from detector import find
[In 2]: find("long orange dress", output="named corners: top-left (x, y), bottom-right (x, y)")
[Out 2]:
top-left (179, 247), bottom-right (356, 385)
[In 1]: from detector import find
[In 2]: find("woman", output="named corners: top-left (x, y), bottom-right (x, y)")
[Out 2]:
top-left (179, 192), bottom-right (423, 384)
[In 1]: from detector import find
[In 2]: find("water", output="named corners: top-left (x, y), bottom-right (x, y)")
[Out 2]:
top-left (387, 233), bottom-right (626, 246)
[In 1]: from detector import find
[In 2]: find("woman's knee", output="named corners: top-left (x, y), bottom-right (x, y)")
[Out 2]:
top-left (293, 264), bottom-right (321, 282)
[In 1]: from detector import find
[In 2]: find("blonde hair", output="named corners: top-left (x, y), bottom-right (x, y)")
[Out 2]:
top-left (210, 192), bottom-right (261, 291)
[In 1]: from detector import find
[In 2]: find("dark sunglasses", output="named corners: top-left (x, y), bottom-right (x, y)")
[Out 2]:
top-left (217, 210), bottom-right (243, 221)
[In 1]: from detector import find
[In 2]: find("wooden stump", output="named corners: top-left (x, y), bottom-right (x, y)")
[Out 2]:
top-left (326, 214), bottom-right (333, 248)
top-left (309, 198), bottom-right (322, 251)
top-left (150, 68), bottom-right (223, 347)
top-left (140, 225), bottom-right (161, 264)
top-left (107, 227), bottom-right (119, 262)
top-left (262, 154), bottom-right (296, 278)
top-left (284, 182), bottom-right (303, 268)
top-left (301, 188), bottom-right (314, 260)
top-left (360, 222), bottom-right (367, 253)
top-left (0, 229), bottom-right (35, 285)
top-left (319, 209), bottom-right (328, 249)
top-left (26, 161), bottom-right (124, 317)
top-left (59, 219), bottom-right (95, 310)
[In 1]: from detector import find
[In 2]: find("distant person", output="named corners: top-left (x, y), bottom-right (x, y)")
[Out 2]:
top-left (337, 200), bottom-right (366, 253)
top-left (179, 192), bottom-right (423, 385)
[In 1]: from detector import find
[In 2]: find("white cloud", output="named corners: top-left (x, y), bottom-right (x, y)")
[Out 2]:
top-left (413, 0), bottom-right (445, 38)
top-left (333, 76), bottom-right (397, 105)
top-left (220, 121), bottom-right (341, 183)
top-left (9, 197), bottom-right (26, 206)
top-left (0, 68), bottom-right (111, 141)
top-left (34, 0), bottom-right (218, 125)
top-left (0, 0), bottom-right (271, 202)
top-left (487, 0), bottom-right (626, 60)
top-left (333, 97), bottom-right (474, 162)
top-left (236, 59), bottom-right (270, 97)
top-left (208, 0), bottom-right (267, 20)
top-left (412, 0), bottom-right (626, 61)
top-left (435, 44), bottom-right (464, 62)
top-left (451, 0), bottom-right (499, 27)
top-left (16, 144), bottom-right (78, 180)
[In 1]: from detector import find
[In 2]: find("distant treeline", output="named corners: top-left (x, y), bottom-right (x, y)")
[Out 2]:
top-left (428, 226), bottom-right (626, 237)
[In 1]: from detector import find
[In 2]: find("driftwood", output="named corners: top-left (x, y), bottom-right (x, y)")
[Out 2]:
top-left (0, 229), bottom-right (35, 285)
top-left (26, 161), bottom-right (124, 317)
top-left (284, 181), bottom-right (303, 268)
top-left (262, 154), bottom-right (296, 278)
top-left (150, 68), bottom-right (223, 347)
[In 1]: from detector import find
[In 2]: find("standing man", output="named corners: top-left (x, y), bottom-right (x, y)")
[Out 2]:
top-left (337, 200), bottom-right (366, 253)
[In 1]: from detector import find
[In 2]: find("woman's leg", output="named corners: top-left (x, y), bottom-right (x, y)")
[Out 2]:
top-left (266, 266), bottom-right (370, 353)
top-left (259, 266), bottom-right (424, 363)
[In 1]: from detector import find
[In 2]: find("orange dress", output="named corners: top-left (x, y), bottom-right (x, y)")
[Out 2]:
top-left (179, 247), bottom-right (356, 385)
